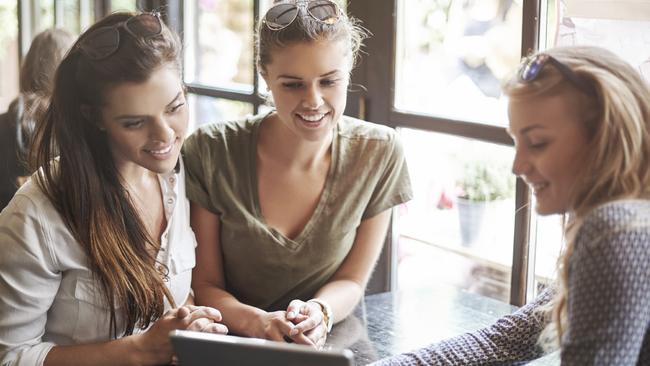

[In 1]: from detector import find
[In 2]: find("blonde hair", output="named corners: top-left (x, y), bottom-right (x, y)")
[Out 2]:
top-left (503, 46), bottom-right (650, 348)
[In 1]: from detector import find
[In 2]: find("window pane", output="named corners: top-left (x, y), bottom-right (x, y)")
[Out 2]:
top-left (547, 0), bottom-right (650, 81)
top-left (394, 0), bottom-right (523, 126)
top-left (37, 0), bottom-right (55, 32)
top-left (111, 0), bottom-right (138, 12)
top-left (529, 211), bottom-right (563, 300)
top-left (397, 128), bottom-right (516, 302)
top-left (188, 95), bottom-right (253, 132)
top-left (62, 0), bottom-right (94, 35)
top-left (184, 0), bottom-right (254, 92)
top-left (0, 0), bottom-right (18, 111)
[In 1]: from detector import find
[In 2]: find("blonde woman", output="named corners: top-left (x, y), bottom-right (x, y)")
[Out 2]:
top-left (374, 46), bottom-right (650, 364)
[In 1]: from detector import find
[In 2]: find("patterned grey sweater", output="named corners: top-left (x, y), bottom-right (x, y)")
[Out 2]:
top-left (373, 200), bottom-right (650, 366)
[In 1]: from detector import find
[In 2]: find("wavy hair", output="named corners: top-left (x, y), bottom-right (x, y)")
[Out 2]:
top-left (503, 46), bottom-right (650, 348)
top-left (30, 12), bottom-right (182, 338)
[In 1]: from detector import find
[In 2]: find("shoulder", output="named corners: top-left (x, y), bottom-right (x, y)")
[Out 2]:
top-left (574, 199), bottom-right (650, 260)
top-left (8, 177), bottom-right (53, 212)
top-left (1, 178), bottom-right (61, 258)
top-left (337, 116), bottom-right (398, 142)
top-left (336, 116), bottom-right (403, 159)
top-left (579, 199), bottom-right (650, 242)
top-left (186, 114), bottom-right (261, 146)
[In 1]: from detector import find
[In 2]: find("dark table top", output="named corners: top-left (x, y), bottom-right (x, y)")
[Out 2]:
top-left (327, 285), bottom-right (559, 365)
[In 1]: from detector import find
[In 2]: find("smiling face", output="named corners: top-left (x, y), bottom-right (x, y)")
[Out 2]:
top-left (508, 90), bottom-right (591, 215)
top-left (262, 39), bottom-right (351, 142)
top-left (99, 64), bottom-right (188, 176)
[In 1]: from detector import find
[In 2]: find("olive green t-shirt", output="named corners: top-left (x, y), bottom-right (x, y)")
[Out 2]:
top-left (183, 112), bottom-right (412, 311)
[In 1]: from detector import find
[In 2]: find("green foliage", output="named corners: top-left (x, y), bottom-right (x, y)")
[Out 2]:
top-left (457, 159), bottom-right (514, 202)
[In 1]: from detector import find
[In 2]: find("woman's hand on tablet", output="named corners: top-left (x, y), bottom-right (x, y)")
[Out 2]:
top-left (256, 310), bottom-right (315, 346)
top-left (132, 305), bottom-right (224, 364)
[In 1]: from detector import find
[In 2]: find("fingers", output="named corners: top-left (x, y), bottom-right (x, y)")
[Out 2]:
top-left (289, 302), bottom-right (323, 335)
top-left (177, 306), bottom-right (223, 325)
top-left (187, 317), bottom-right (229, 334)
top-left (175, 306), bottom-right (191, 319)
top-left (202, 322), bottom-right (229, 334)
top-left (288, 331), bottom-right (316, 347)
top-left (285, 299), bottom-right (304, 321)
top-left (303, 323), bottom-right (328, 349)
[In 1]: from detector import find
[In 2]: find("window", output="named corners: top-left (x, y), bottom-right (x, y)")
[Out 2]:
top-left (111, 0), bottom-right (137, 12)
top-left (183, 0), bottom-right (254, 93)
top-left (0, 0), bottom-right (18, 111)
top-left (395, 0), bottom-right (522, 126)
top-left (188, 95), bottom-right (254, 132)
top-left (60, 0), bottom-right (94, 34)
top-left (398, 128), bottom-right (516, 302)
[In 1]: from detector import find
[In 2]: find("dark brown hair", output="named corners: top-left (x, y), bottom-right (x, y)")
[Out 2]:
top-left (30, 12), bottom-right (182, 337)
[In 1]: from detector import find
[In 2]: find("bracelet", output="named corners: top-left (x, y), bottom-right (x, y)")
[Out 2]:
top-left (307, 298), bottom-right (333, 333)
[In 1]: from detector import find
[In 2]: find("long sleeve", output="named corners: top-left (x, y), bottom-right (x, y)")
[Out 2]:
top-left (372, 289), bottom-right (552, 366)
top-left (0, 194), bottom-right (60, 365)
top-left (560, 201), bottom-right (650, 365)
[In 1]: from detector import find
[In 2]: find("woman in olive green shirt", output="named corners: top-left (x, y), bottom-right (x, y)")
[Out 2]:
top-left (184, 0), bottom-right (412, 349)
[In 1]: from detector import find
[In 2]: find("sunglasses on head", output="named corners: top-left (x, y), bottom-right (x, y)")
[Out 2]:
top-left (78, 12), bottom-right (162, 61)
top-left (519, 53), bottom-right (596, 96)
top-left (263, 0), bottom-right (343, 31)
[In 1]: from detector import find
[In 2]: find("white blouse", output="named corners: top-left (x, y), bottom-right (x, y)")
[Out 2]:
top-left (0, 161), bottom-right (197, 366)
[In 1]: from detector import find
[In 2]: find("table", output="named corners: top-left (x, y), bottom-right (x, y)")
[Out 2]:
top-left (327, 285), bottom-right (559, 365)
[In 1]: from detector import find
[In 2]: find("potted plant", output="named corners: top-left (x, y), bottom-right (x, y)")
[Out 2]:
top-left (455, 159), bottom-right (514, 246)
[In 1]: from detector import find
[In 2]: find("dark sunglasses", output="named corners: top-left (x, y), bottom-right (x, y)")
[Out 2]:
top-left (78, 12), bottom-right (163, 61)
top-left (263, 0), bottom-right (343, 31)
top-left (519, 53), bottom-right (595, 96)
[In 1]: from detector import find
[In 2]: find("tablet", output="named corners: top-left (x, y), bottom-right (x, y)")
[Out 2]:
top-left (170, 330), bottom-right (355, 366)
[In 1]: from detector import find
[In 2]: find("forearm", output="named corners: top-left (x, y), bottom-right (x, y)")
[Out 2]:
top-left (193, 284), bottom-right (266, 337)
top-left (314, 279), bottom-right (364, 323)
top-left (44, 337), bottom-right (140, 366)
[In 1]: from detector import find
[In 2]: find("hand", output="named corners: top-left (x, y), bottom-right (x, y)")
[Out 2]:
top-left (285, 300), bottom-right (328, 349)
top-left (131, 305), bottom-right (227, 365)
top-left (256, 310), bottom-right (314, 347)
top-left (183, 305), bottom-right (229, 334)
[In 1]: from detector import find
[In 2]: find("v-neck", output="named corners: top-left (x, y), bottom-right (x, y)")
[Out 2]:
top-left (249, 112), bottom-right (339, 247)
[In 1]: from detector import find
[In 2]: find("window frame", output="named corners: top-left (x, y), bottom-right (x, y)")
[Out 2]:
top-left (348, 0), bottom-right (541, 306)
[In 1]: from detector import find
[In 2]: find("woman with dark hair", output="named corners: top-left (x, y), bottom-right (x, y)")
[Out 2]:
top-left (0, 12), bottom-right (226, 366)
top-left (0, 28), bottom-right (74, 209)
